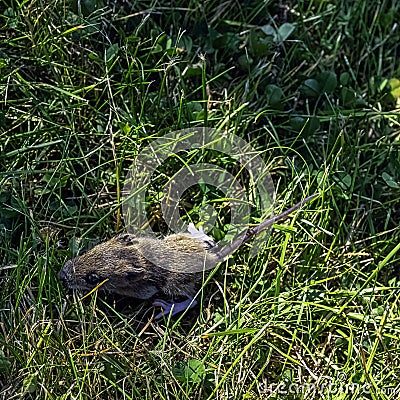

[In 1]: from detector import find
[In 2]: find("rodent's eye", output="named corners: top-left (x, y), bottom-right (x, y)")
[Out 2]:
top-left (85, 273), bottom-right (102, 285)
top-left (117, 234), bottom-right (139, 246)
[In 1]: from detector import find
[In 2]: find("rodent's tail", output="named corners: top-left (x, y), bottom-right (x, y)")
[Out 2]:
top-left (213, 193), bottom-right (319, 261)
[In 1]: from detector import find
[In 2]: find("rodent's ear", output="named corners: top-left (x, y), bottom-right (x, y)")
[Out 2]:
top-left (125, 270), bottom-right (145, 282)
top-left (116, 234), bottom-right (139, 246)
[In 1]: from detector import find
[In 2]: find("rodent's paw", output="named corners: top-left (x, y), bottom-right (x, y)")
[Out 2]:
top-left (153, 297), bottom-right (197, 319)
top-left (187, 223), bottom-right (216, 249)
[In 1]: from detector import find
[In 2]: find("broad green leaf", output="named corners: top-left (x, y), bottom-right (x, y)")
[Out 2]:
top-left (264, 84), bottom-right (283, 106)
top-left (173, 359), bottom-right (206, 383)
top-left (340, 72), bottom-right (350, 85)
top-left (185, 359), bottom-right (206, 383)
top-left (382, 172), bottom-right (399, 189)
top-left (318, 71), bottom-right (337, 94)
top-left (334, 172), bottom-right (352, 190)
top-left (249, 29), bottom-right (271, 57)
top-left (106, 44), bottom-right (119, 63)
top-left (389, 78), bottom-right (400, 99)
top-left (260, 24), bottom-right (276, 36)
top-left (300, 79), bottom-right (320, 97)
top-left (341, 87), bottom-right (356, 106)
top-left (277, 23), bottom-right (295, 42)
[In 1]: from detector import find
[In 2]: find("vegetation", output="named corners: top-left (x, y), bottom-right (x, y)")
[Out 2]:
top-left (1, 0), bottom-right (400, 398)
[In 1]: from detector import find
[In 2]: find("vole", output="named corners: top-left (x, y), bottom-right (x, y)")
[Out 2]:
top-left (60, 193), bottom-right (317, 318)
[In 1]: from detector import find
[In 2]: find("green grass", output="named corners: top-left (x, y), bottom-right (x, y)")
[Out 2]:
top-left (1, 0), bottom-right (400, 398)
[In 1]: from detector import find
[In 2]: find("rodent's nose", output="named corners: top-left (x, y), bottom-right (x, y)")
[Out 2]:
top-left (59, 260), bottom-right (73, 283)
top-left (58, 269), bottom-right (67, 282)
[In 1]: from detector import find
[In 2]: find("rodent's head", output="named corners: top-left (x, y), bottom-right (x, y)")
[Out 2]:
top-left (60, 235), bottom-right (159, 299)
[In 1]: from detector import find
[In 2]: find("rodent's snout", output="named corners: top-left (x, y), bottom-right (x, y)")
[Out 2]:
top-left (58, 268), bottom-right (67, 282)
top-left (59, 259), bottom-right (73, 283)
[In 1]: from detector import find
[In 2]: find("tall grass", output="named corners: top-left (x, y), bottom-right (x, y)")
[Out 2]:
top-left (1, 0), bottom-right (400, 398)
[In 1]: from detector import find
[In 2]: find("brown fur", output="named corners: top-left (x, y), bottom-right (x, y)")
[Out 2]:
top-left (60, 233), bottom-right (219, 299)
